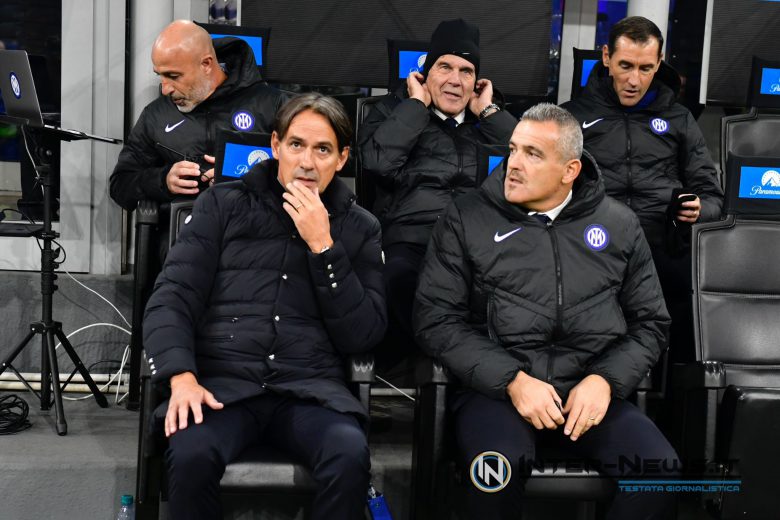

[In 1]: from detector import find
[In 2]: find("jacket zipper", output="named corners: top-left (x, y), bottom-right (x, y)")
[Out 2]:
top-left (546, 222), bottom-right (564, 384)
top-left (623, 113), bottom-right (633, 209)
top-left (486, 294), bottom-right (496, 341)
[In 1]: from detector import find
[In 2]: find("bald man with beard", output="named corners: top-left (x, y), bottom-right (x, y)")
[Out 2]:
top-left (110, 20), bottom-right (285, 219)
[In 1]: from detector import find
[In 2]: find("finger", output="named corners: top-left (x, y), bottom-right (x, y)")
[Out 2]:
top-left (165, 404), bottom-right (177, 437)
top-left (564, 404), bottom-right (582, 436)
top-left (292, 180), bottom-right (321, 202)
top-left (551, 400), bottom-right (565, 425)
top-left (571, 413), bottom-right (593, 441)
top-left (204, 391), bottom-right (224, 410)
top-left (172, 187), bottom-right (200, 195)
top-left (203, 154), bottom-right (216, 164)
top-left (191, 400), bottom-right (204, 425)
top-left (541, 407), bottom-right (560, 429)
top-left (282, 192), bottom-right (303, 209)
top-left (528, 414), bottom-right (544, 430)
top-left (200, 168), bottom-right (214, 182)
top-left (282, 201), bottom-right (301, 221)
top-left (178, 400), bottom-right (190, 430)
top-left (288, 181), bottom-right (318, 204)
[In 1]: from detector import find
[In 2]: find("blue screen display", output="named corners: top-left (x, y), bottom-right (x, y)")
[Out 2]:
top-left (738, 166), bottom-right (780, 199)
top-left (398, 50), bottom-right (428, 79)
top-left (580, 59), bottom-right (598, 87)
top-left (488, 156), bottom-right (504, 176)
top-left (759, 67), bottom-right (780, 96)
top-left (222, 142), bottom-right (272, 179)
top-left (211, 35), bottom-right (263, 66)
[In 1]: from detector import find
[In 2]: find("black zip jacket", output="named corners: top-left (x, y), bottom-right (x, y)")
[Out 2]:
top-left (110, 38), bottom-right (286, 211)
top-left (358, 84), bottom-right (517, 247)
top-left (414, 152), bottom-right (670, 402)
top-left (562, 62), bottom-right (723, 248)
top-left (143, 160), bottom-right (387, 419)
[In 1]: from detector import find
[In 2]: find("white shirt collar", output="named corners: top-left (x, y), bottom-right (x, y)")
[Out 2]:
top-left (433, 107), bottom-right (466, 125)
top-left (527, 190), bottom-right (573, 222)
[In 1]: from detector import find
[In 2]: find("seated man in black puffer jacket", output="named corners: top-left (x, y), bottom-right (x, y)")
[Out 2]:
top-left (143, 93), bottom-right (387, 520)
top-left (415, 103), bottom-right (679, 519)
top-left (358, 19), bottom-right (517, 373)
top-left (562, 16), bottom-right (723, 363)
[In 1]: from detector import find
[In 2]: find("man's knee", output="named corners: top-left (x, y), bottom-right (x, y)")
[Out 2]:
top-left (166, 429), bottom-right (226, 484)
top-left (315, 421), bottom-right (370, 482)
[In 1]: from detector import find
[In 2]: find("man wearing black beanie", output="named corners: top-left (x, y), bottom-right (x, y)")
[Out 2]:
top-left (358, 19), bottom-right (516, 378)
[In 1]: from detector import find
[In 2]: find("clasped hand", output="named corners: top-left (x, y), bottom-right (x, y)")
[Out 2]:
top-left (507, 372), bottom-right (611, 441)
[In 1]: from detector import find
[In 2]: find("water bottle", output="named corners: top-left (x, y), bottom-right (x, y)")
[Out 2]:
top-left (117, 494), bottom-right (135, 520)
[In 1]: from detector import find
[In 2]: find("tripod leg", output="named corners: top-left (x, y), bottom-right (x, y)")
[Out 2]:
top-left (54, 327), bottom-right (109, 408)
top-left (41, 332), bottom-right (52, 410)
top-left (0, 327), bottom-right (36, 377)
top-left (44, 329), bottom-right (67, 435)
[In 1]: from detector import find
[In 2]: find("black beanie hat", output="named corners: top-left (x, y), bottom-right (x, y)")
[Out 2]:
top-left (422, 19), bottom-right (480, 78)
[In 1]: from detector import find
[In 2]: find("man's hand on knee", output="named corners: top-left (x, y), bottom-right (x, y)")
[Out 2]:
top-left (165, 372), bottom-right (224, 437)
top-left (562, 374), bottom-right (611, 441)
top-left (506, 371), bottom-right (565, 430)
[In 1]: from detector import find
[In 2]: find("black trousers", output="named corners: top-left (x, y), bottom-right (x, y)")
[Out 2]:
top-left (164, 394), bottom-right (370, 520)
top-left (651, 247), bottom-right (694, 364)
top-left (454, 392), bottom-right (679, 519)
top-left (378, 242), bottom-right (427, 372)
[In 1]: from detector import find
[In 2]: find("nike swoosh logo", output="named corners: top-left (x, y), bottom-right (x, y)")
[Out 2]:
top-left (165, 120), bottom-right (186, 132)
top-left (582, 118), bottom-right (604, 129)
top-left (494, 227), bottom-right (523, 242)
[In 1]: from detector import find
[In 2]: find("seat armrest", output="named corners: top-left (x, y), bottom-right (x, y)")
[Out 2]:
top-left (415, 356), bottom-right (451, 386)
top-left (346, 353), bottom-right (375, 384)
top-left (135, 199), bottom-right (160, 226)
top-left (672, 361), bottom-right (727, 390)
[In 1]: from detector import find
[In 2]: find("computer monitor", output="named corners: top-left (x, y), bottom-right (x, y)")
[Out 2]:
top-left (748, 56), bottom-right (780, 110)
top-left (387, 39), bottom-right (428, 89)
top-left (725, 153), bottom-right (780, 217)
top-left (214, 130), bottom-right (273, 183)
top-left (196, 23), bottom-right (270, 77)
top-left (571, 48), bottom-right (602, 99)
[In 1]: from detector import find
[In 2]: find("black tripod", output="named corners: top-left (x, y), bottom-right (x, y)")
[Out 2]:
top-left (0, 132), bottom-right (108, 435)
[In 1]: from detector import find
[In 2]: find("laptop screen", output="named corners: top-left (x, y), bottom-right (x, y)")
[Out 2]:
top-left (0, 49), bottom-right (45, 127)
top-left (215, 130), bottom-right (273, 182)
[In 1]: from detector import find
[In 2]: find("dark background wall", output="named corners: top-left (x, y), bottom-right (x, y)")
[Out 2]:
top-left (706, 0), bottom-right (780, 106)
top-left (242, 0), bottom-right (552, 97)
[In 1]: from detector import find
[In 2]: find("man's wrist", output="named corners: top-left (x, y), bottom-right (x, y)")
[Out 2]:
top-left (479, 103), bottom-right (500, 120)
top-left (170, 371), bottom-right (196, 388)
top-left (309, 237), bottom-right (334, 254)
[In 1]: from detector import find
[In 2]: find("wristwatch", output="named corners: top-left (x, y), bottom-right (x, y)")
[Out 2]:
top-left (318, 245), bottom-right (332, 254)
top-left (479, 103), bottom-right (500, 120)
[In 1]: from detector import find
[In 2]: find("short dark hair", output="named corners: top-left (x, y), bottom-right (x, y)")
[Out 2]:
top-left (608, 16), bottom-right (663, 59)
top-left (521, 103), bottom-right (583, 162)
top-left (274, 93), bottom-right (352, 152)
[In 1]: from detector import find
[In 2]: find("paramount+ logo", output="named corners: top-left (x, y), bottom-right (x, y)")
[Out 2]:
top-left (470, 451), bottom-right (512, 493)
top-left (739, 166), bottom-right (780, 200)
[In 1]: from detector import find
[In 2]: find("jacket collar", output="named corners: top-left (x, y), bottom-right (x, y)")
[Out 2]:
top-left (480, 150), bottom-right (605, 223)
top-left (241, 159), bottom-right (356, 216)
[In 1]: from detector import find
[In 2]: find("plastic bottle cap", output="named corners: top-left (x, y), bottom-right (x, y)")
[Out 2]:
top-left (121, 495), bottom-right (134, 506)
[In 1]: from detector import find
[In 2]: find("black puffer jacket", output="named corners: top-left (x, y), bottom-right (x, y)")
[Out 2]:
top-left (414, 152), bottom-right (670, 402)
top-left (143, 160), bottom-right (387, 419)
top-left (562, 62), bottom-right (723, 248)
top-left (358, 85), bottom-right (517, 246)
top-left (110, 38), bottom-right (286, 211)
